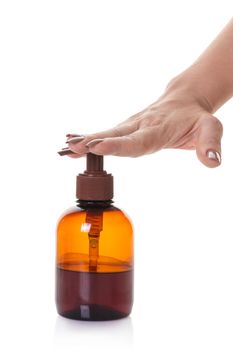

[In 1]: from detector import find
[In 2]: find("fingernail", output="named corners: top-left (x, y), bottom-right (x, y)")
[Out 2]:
top-left (207, 150), bottom-right (221, 163)
top-left (66, 136), bottom-right (85, 144)
top-left (66, 133), bottom-right (82, 138)
top-left (86, 139), bottom-right (104, 148)
top-left (58, 148), bottom-right (75, 156)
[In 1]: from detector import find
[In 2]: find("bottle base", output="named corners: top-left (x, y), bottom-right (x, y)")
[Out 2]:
top-left (57, 304), bottom-right (130, 321)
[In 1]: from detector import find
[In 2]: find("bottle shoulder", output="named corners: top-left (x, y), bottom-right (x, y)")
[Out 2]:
top-left (58, 204), bottom-right (118, 217)
top-left (58, 204), bottom-right (126, 215)
top-left (57, 204), bottom-right (133, 229)
top-left (111, 205), bottom-right (133, 227)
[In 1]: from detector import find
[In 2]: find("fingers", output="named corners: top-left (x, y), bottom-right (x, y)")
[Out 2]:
top-left (85, 127), bottom-right (164, 157)
top-left (196, 115), bottom-right (223, 168)
top-left (66, 122), bottom-right (139, 156)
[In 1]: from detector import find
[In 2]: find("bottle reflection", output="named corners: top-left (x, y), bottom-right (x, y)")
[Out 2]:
top-left (54, 315), bottom-right (134, 349)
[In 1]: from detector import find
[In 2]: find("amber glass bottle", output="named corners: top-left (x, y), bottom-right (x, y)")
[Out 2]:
top-left (56, 153), bottom-right (133, 321)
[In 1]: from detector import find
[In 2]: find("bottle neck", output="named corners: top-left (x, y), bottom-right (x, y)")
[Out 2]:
top-left (77, 199), bottom-right (113, 209)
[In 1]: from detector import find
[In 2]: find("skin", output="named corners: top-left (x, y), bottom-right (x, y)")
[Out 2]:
top-left (66, 18), bottom-right (233, 168)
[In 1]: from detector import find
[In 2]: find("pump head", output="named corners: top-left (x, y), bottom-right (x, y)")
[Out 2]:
top-left (58, 149), bottom-right (113, 201)
top-left (76, 153), bottom-right (113, 201)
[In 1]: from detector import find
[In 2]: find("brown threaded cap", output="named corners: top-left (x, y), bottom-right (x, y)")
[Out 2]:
top-left (76, 153), bottom-right (113, 201)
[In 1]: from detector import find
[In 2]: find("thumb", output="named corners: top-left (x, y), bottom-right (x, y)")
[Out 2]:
top-left (196, 115), bottom-right (223, 168)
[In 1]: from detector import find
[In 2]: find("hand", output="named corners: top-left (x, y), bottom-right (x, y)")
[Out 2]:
top-left (66, 78), bottom-right (223, 168)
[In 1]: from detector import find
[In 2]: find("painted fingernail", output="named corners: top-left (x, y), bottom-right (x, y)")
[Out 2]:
top-left (207, 150), bottom-right (221, 163)
top-left (86, 139), bottom-right (104, 148)
top-left (66, 136), bottom-right (85, 144)
top-left (58, 148), bottom-right (76, 156)
top-left (66, 133), bottom-right (82, 138)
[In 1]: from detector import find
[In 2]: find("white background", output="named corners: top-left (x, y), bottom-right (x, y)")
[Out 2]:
top-left (0, 1), bottom-right (233, 349)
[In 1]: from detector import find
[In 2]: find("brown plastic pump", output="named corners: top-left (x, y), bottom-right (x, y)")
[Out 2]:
top-left (76, 153), bottom-right (113, 201)
top-left (56, 152), bottom-right (134, 321)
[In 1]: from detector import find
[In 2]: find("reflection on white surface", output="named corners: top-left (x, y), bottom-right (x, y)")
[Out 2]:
top-left (54, 315), bottom-right (134, 350)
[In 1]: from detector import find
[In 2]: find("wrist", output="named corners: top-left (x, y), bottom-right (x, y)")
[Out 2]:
top-left (164, 69), bottom-right (214, 113)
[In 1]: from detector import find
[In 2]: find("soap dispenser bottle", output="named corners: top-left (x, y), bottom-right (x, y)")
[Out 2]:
top-left (56, 153), bottom-right (134, 320)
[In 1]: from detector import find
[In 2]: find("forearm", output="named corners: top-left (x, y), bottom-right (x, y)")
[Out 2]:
top-left (167, 18), bottom-right (233, 113)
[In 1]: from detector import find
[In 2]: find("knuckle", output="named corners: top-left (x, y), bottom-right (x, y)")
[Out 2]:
top-left (84, 134), bottom-right (97, 143)
top-left (112, 127), bottom-right (124, 137)
top-left (126, 110), bottom-right (145, 122)
top-left (121, 135), bottom-right (142, 157)
top-left (211, 116), bottom-right (223, 134)
top-left (139, 113), bottom-right (163, 128)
